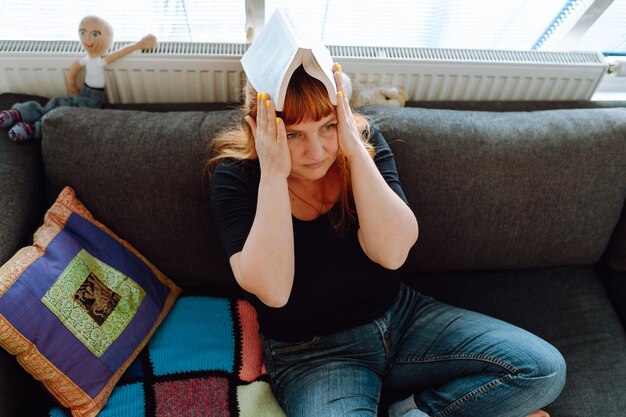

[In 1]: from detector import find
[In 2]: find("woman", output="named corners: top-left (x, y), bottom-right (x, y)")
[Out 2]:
top-left (208, 63), bottom-right (565, 417)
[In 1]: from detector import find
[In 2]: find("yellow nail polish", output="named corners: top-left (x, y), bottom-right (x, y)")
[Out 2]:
top-left (337, 71), bottom-right (342, 78)
top-left (266, 100), bottom-right (270, 108)
top-left (257, 93), bottom-right (261, 100)
top-left (276, 117), bottom-right (281, 124)
top-left (261, 92), bottom-right (267, 100)
top-left (338, 91), bottom-right (343, 98)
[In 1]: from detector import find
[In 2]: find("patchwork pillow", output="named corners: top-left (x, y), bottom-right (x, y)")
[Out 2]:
top-left (48, 295), bottom-right (286, 417)
top-left (0, 186), bottom-right (181, 417)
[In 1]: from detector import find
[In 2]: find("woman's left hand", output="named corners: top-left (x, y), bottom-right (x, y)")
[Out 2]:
top-left (333, 63), bottom-right (365, 161)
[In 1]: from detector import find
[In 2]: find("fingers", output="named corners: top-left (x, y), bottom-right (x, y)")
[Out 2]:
top-left (257, 92), bottom-right (267, 134)
top-left (276, 115), bottom-right (286, 145)
top-left (333, 62), bottom-right (342, 77)
top-left (265, 96), bottom-right (277, 140)
top-left (254, 92), bottom-right (280, 143)
top-left (333, 63), bottom-right (343, 96)
top-left (333, 63), bottom-right (347, 97)
top-left (333, 64), bottom-right (351, 107)
top-left (245, 115), bottom-right (256, 137)
top-left (333, 64), bottom-right (351, 122)
top-left (252, 93), bottom-right (291, 177)
top-left (332, 63), bottom-right (362, 159)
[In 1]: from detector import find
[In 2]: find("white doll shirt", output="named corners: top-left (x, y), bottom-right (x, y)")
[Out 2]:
top-left (78, 56), bottom-right (107, 89)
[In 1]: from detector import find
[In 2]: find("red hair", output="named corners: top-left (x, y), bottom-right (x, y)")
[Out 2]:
top-left (208, 65), bottom-right (374, 233)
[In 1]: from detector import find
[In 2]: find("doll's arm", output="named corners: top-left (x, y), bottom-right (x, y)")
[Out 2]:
top-left (68, 60), bottom-right (84, 95)
top-left (104, 34), bottom-right (157, 65)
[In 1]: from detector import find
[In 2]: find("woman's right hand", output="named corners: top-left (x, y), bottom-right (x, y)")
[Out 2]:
top-left (245, 93), bottom-right (291, 178)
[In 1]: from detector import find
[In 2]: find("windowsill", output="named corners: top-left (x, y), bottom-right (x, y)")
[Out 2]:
top-left (592, 75), bottom-right (626, 101)
top-left (592, 92), bottom-right (626, 101)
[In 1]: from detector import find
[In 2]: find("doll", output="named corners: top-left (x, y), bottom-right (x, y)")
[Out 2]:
top-left (0, 16), bottom-right (156, 143)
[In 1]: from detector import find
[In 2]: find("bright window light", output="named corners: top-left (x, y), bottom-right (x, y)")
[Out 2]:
top-left (266, 0), bottom-right (570, 49)
top-left (0, 0), bottom-right (247, 43)
top-left (0, 0), bottom-right (624, 53)
top-left (576, 0), bottom-right (626, 52)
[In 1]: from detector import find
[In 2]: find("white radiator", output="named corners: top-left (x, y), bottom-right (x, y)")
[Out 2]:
top-left (0, 40), bottom-right (608, 104)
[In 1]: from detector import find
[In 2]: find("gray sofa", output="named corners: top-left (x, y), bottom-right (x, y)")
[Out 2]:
top-left (0, 92), bottom-right (625, 417)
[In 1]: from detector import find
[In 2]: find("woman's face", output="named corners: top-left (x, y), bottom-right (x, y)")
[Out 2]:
top-left (285, 113), bottom-right (339, 183)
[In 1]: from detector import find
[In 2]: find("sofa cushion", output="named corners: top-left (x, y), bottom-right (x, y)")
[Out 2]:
top-left (402, 266), bottom-right (626, 417)
top-left (602, 202), bottom-right (626, 271)
top-left (42, 107), bottom-right (239, 294)
top-left (361, 106), bottom-right (626, 273)
top-left (49, 295), bottom-right (285, 417)
top-left (0, 186), bottom-right (180, 417)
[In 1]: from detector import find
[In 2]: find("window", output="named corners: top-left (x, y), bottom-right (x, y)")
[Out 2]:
top-left (0, 0), bottom-right (246, 43)
top-left (1, 0), bottom-right (624, 54)
top-left (266, 0), bottom-right (571, 49)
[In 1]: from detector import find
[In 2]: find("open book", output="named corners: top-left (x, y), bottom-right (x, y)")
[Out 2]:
top-left (241, 8), bottom-right (337, 112)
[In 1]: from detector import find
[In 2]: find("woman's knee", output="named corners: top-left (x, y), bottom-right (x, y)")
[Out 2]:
top-left (518, 339), bottom-right (567, 402)
top-left (276, 363), bottom-right (382, 417)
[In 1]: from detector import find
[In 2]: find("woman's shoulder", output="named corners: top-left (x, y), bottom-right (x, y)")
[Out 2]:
top-left (214, 158), bottom-right (260, 174)
top-left (366, 124), bottom-right (393, 153)
top-left (211, 158), bottom-right (261, 186)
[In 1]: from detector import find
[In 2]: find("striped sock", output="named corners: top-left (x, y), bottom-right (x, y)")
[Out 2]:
top-left (0, 109), bottom-right (21, 128)
top-left (8, 122), bottom-right (35, 143)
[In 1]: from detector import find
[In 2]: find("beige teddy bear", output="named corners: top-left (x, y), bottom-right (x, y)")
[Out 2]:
top-left (343, 74), bottom-right (409, 108)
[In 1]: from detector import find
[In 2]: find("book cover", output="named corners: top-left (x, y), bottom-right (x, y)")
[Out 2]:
top-left (241, 8), bottom-right (337, 111)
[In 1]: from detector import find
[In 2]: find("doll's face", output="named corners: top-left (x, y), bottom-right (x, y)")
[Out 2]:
top-left (79, 17), bottom-right (113, 58)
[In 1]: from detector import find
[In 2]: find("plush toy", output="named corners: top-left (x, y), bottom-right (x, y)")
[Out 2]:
top-left (0, 16), bottom-right (156, 143)
top-left (343, 74), bottom-right (409, 108)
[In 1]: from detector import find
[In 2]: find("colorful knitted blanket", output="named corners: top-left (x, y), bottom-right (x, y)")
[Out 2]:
top-left (49, 295), bottom-right (285, 417)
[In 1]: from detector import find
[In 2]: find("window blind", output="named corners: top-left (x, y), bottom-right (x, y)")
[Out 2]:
top-left (0, 0), bottom-right (247, 42)
top-left (0, 0), bottom-right (624, 53)
top-left (576, 0), bottom-right (626, 52)
top-left (266, 0), bottom-right (570, 49)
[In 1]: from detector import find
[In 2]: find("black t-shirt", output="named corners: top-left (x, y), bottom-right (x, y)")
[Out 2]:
top-left (210, 127), bottom-right (409, 341)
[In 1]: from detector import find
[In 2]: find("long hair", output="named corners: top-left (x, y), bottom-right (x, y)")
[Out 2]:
top-left (207, 65), bottom-right (374, 233)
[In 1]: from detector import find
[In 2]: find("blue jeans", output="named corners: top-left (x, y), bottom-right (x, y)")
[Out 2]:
top-left (12, 85), bottom-right (105, 139)
top-left (261, 285), bottom-right (566, 417)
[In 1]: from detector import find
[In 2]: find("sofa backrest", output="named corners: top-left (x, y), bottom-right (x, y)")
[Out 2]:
top-left (360, 106), bottom-right (626, 273)
top-left (42, 107), bottom-right (239, 294)
top-left (41, 105), bottom-right (626, 292)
